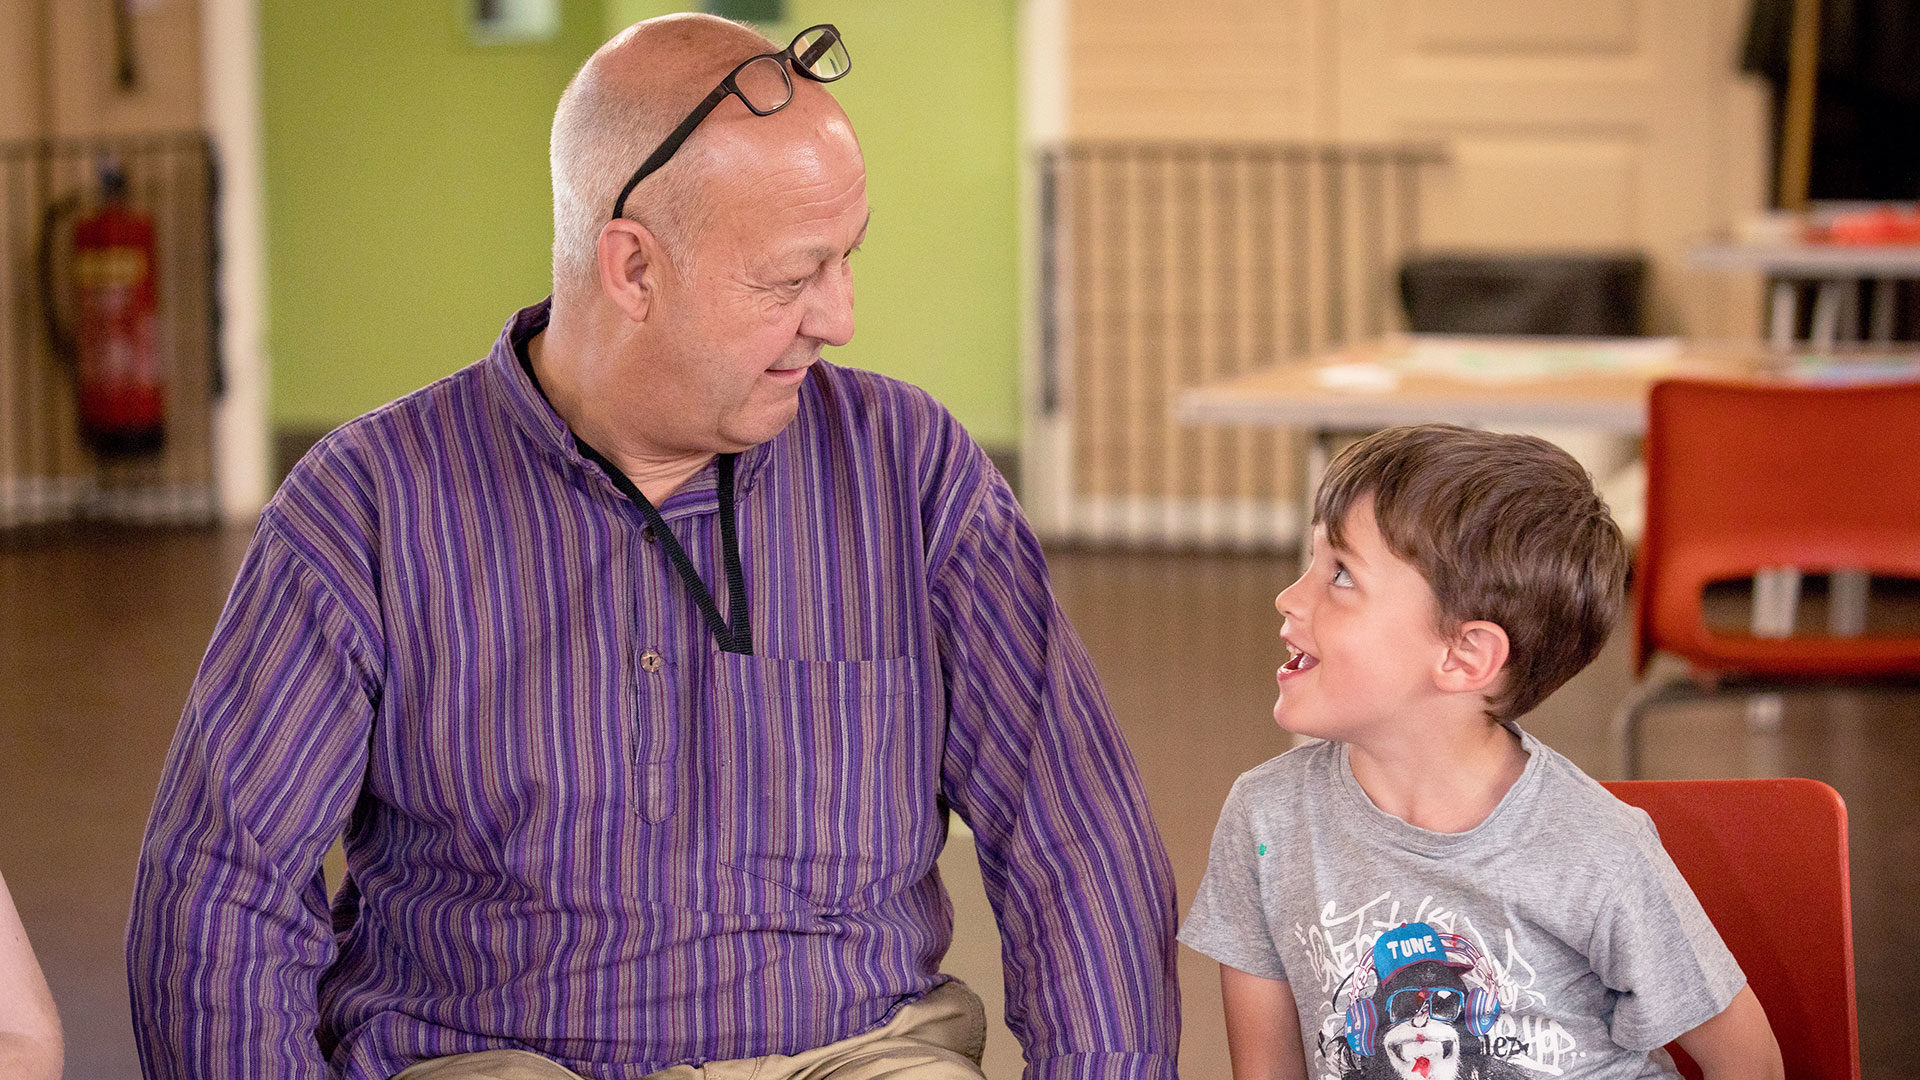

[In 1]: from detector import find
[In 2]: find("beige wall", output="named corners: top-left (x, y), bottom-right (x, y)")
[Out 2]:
top-left (0, 0), bottom-right (201, 141)
top-left (0, 0), bottom-right (47, 141)
top-left (1065, 0), bottom-right (1769, 339)
top-left (1069, 0), bottom-right (1335, 141)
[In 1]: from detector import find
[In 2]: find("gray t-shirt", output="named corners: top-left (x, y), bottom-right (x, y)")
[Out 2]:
top-left (1179, 727), bottom-right (1744, 1080)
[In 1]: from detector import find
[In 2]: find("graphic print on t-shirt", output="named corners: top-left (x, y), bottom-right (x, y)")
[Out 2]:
top-left (1298, 894), bottom-right (1580, 1080)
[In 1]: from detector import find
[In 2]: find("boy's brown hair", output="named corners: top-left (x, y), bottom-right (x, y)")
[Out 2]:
top-left (1315, 424), bottom-right (1629, 722)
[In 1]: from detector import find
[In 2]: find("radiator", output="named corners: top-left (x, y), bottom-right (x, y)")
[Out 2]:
top-left (0, 132), bottom-right (220, 530)
top-left (1028, 141), bottom-right (1441, 550)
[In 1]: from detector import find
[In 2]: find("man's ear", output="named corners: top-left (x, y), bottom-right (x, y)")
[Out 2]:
top-left (1436, 620), bottom-right (1509, 695)
top-left (596, 218), bottom-right (666, 323)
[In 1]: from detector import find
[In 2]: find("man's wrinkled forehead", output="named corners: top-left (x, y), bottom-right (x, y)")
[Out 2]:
top-left (595, 15), bottom-right (777, 111)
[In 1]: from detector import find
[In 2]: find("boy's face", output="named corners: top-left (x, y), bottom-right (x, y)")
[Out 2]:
top-left (1273, 495), bottom-right (1456, 741)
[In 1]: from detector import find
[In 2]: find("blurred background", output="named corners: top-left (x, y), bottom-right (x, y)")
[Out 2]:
top-left (2, 1), bottom-right (1916, 1078)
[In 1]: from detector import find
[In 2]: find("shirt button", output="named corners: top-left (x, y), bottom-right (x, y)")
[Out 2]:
top-left (640, 650), bottom-right (664, 673)
top-left (642, 526), bottom-right (658, 543)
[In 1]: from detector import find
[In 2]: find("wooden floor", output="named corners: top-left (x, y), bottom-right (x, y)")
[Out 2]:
top-left (1, 527), bottom-right (1913, 1079)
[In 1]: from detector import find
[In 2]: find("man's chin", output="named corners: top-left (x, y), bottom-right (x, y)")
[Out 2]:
top-left (722, 396), bottom-right (804, 451)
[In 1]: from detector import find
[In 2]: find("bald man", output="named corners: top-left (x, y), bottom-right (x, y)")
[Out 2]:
top-left (127, 15), bottom-right (1178, 1080)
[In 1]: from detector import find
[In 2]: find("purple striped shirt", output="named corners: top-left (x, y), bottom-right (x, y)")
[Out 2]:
top-left (128, 301), bottom-right (1179, 1080)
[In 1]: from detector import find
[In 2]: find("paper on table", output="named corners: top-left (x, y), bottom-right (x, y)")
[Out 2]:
top-left (1315, 362), bottom-right (1401, 392)
top-left (1786, 353), bottom-right (1920, 385)
top-left (1396, 337), bottom-right (1684, 383)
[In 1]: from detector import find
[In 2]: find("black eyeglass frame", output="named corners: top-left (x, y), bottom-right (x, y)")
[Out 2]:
top-left (608, 24), bottom-right (849, 222)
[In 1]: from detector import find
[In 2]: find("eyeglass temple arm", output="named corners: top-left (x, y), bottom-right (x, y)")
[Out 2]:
top-left (609, 83), bottom-right (734, 221)
top-left (796, 34), bottom-right (834, 72)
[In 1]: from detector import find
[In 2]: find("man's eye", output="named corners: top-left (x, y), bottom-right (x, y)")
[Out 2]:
top-left (1330, 566), bottom-right (1353, 587)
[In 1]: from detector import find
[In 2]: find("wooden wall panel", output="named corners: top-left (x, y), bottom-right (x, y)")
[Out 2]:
top-left (1067, 0), bottom-right (1328, 141)
top-left (1417, 129), bottom-right (1643, 251)
top-left (1412, 0), bottom-right (1638, 55)
top-left (0, 0), bottom-right (45, 142)
top-left (47, 0), bottom-right (203, 138)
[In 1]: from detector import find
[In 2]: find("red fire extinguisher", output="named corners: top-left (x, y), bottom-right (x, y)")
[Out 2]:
top-left (40, 162), bottom-right (166, 456)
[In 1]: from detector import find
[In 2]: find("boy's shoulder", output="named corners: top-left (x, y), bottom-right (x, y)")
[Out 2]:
top-left (1221, 740), bottom-right (1343, 820)
top-left (1511, 730), bottom-right (1666, 860)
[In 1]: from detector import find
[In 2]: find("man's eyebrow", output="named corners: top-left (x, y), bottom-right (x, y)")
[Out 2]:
top-left (802, 210), bottom-right (871, 261)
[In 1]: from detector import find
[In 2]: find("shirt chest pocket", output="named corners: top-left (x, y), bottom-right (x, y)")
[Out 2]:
top-left (711, 652), bottom-right (926, 913)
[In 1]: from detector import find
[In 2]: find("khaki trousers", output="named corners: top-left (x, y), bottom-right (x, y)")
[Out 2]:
top-left (391, 979), bottom-right (988, 1080)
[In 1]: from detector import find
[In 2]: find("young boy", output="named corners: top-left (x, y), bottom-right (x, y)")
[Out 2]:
top-left (1178, 425), bottom-right (1782, 1080)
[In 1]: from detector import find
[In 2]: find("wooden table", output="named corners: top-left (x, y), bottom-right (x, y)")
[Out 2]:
top-left (1175, 337), bottom-right (1778, 434)
top-left (1178, 336), bottom-right (1776, 523)
top-left (1177, 335), bottom-right (1920, 636)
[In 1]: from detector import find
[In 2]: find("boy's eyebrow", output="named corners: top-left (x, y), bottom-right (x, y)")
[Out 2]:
top-left (1327, 537), bottom-right (1368, 566)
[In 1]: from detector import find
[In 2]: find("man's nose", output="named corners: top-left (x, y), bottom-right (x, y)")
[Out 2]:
top-left (803, 260), bottom-right (855, 347)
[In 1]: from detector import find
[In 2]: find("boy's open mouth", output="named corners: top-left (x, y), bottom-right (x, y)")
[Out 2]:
top-left (1279, 645), bottom-right (1319, 675)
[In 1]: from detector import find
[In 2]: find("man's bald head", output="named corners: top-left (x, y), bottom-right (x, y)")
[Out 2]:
top-left (549, 14), bottom-right (779, 305)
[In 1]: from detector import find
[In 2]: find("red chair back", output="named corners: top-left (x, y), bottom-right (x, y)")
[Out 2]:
top-left (1635, 379), bottom-right (1920, 676)
top-left (1604, 778), bottom-right (1857, 1080)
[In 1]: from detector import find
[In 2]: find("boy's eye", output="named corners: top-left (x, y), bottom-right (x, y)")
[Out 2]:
top-left (1330, 565), bottom-right (1354, 587)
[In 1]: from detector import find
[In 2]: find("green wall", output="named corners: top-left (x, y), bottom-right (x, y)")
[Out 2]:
top-left (262, 0), bottom-right (606, 428)
top-left (265, 1), bottom-right (1022, 448)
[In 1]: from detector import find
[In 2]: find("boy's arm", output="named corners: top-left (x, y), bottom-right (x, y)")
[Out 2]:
top-left (1221, 964), bottom-right (1308, 1080)
top-left (1672, 985), bottom-right (1783, 1080)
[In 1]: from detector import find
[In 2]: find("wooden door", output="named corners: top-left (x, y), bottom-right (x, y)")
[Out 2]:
top-left (1334, 0), bottom-right (1769, 337)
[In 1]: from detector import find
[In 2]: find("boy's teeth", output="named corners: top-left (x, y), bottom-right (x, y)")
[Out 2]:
top-left (1283, 649), bottom-right (1318, 672)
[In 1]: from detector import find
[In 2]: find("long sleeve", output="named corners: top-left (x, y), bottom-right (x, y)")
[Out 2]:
top-left (929, 463), bottom-right (1181, 1080)
top-left (127, 512), bottom-right (383, 1079)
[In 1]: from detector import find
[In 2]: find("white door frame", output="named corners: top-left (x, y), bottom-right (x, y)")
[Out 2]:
top-left (202, 0), bottom-right (270, 519)
top-left (1018, 0), bottom-right (1071, 535)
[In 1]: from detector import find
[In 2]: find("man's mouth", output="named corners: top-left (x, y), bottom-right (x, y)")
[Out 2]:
top-left (767, 353), bottom-right (819, 378)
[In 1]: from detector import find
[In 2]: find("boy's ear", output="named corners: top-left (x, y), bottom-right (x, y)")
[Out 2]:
top-left (1436, 620), bottom-right (1510, 694)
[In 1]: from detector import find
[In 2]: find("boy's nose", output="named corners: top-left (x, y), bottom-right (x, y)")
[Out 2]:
top-left (1275, 575), bottom-right (1307, 616)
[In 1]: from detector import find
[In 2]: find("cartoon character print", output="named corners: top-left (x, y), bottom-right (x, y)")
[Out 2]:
top-left (1333, 922), bottom-right (1527, 1080)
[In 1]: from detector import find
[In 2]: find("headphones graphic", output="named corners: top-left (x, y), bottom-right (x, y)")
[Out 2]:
top-left (1342, 922), bottom-right (1503, 1059)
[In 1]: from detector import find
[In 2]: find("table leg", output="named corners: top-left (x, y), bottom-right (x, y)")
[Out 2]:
top-left (1300, 428), bottom-right (1329, 558)
top-left (1871, 278), bottom-right (1897, 344)
top-left (1810, 281), bottom-right (1844, 348)
top-left (1769, 279), bottom-right (1799, 351)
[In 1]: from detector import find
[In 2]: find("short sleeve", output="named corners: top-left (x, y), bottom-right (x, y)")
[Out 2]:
top-left (1587, 816), bottom-right (1747, 1051)
top-left (1178, 775), bottom-right (1289, 981)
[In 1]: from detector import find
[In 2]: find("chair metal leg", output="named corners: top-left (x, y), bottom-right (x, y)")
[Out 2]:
top-left (1611, 685), bottom-right (1650, 781)
top-left (1753, 567), bottom-right (1801, 638)
top-left (1829, 568), bottom-right (1870, 636)
top-left (1612, 671), bottom-right (1688, 780)
top-left (1744, 693), bottom-right (1785, 732)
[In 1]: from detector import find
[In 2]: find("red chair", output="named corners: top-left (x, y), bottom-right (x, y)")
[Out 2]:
top-left (1604, 778), bottom-right (1857, 1080)
top-left (1614, 379), bottom-right (1920, 775)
